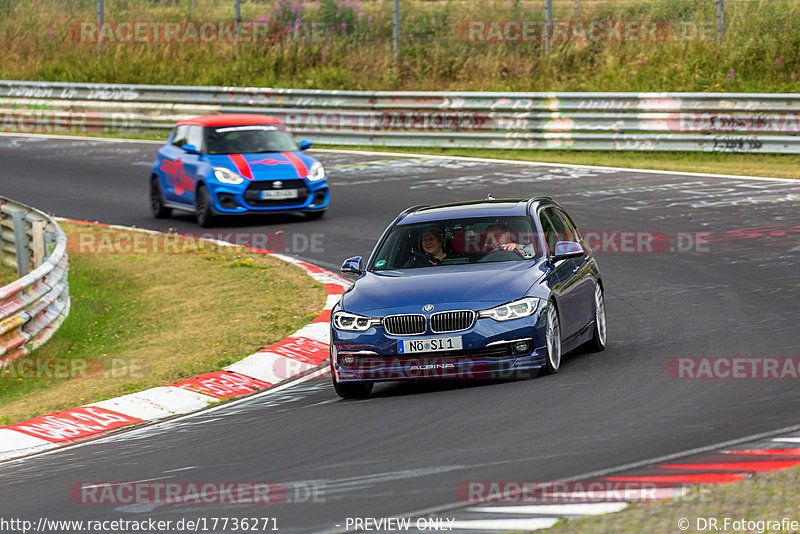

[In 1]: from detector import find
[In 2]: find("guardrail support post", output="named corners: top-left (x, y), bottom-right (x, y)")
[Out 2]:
top-left (392, 0), bottom-right (400, 71)
top-left (10, 209), bottom-right (29, 277)
top-left (235, 0), bottom-right (241, 43)
top-left (97, 0), bottom-right (104, 51)
top-left (545, 0), bottom-right (553, 51)
top-left (31, 220), bottom-right (46, 269)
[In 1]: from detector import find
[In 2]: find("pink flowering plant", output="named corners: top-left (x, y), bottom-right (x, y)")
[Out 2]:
top-left (319, 0), bottom-right (365, 34)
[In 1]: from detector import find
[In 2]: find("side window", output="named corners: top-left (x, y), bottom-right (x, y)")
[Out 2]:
top-left (556, 208), bottom-right (580, 241)
top-left (171, 125), bottom-right (188, 147)
top-left (545, 207), bottom-right (575, 244)
top-left (538, 210), bottom-right (558, 254)
top-left (186, 126), bottom-right (204, 152)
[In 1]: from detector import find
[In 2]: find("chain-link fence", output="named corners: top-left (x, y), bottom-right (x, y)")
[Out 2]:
top-left (67, 0), bottom-right (800, 46)
top-left (9, 0), bottom-right (796, 46)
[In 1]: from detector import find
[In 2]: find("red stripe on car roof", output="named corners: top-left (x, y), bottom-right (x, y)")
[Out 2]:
top-left (176, 114), bottom-right (282, 127)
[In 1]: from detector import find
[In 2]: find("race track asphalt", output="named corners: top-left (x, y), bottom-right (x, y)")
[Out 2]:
top-left (1, 135), bottom-right (799, 532)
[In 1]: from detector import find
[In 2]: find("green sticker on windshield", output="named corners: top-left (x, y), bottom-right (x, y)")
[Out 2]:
top-left (375, 260), bottom-right (386, 268)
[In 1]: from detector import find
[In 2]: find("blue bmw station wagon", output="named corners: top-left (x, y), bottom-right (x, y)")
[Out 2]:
top-left (330, 197), bottom-right (606, 398)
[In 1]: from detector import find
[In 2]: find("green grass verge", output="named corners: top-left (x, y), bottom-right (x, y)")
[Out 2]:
top-left (0, 262), bottom-right (18, 287)
top-left (0, 222), bottom-right (325, 425)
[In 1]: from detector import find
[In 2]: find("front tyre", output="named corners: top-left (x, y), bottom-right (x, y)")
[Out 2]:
top-left (544, 302), bottom-right (562, 375)
top-left (331, 364), bottom-right (373, 399)
top-left (584, 283), bottom-right (607, 352)
top-left (195, 183), bottom-right (215, 228)
top-left (150, 177), bottom-right (171, 219)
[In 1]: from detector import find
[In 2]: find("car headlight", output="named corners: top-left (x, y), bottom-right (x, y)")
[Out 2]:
top-left (478, 297), bottom-right (540, 321)
top-left (214, 167), bottom-right (244, 185)
top-left (307, 161), bottom-right (326, 182)
top-left (333, 311), bottom-right (380, 331)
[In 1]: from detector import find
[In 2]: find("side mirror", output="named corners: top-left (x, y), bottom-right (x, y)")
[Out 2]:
top-left (299, 140), bottom-right (312, 151)
top-left (181, 144), bottom-right (199, 154)
top-left (341, 256), bottom-right (363, 275)
top-left (552, 241), bottom-right (584, 262)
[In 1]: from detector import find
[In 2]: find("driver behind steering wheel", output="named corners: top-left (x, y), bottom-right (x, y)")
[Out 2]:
top-left (485, 223), bottom-right (535, 258)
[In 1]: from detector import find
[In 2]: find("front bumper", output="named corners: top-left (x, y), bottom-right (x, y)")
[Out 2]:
top-left (207, 179), bottom-right (329, 214)
top-left (331, 312), bottom-right (548, 382)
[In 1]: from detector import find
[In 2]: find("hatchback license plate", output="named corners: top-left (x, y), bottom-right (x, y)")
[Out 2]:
top-left (260, 189), bottom-right (299, 200)
top-left (399, 336), bottom-right (462, 354)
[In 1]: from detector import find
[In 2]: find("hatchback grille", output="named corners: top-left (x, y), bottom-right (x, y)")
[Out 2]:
top-left (430, 310), bottom-right (475, 333)
top-left (243, 180), bottom-right (309, 208)
top-left (383, 314), bottom-right (427, 335)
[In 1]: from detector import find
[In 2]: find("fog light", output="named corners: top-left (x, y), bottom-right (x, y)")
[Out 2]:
top-left (341, 354), bottom-right (356, 366)
top-left (218, 193), bottom-right (237, 209)
top-left (337, 370), bottom-right (360, 381)
top-left (309, 190), bottom-right (327, 207)
top-left (513, 340), bottom-right (530, 354)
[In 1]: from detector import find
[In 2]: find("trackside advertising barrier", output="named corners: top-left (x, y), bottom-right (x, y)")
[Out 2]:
top-left (1, 80), bottom-right (799, 153)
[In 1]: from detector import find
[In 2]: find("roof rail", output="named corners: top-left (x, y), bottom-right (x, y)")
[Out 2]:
top-left (526, 196), bottom-right (554, 211)
top-left (396, 204), bottom-right (427, 222)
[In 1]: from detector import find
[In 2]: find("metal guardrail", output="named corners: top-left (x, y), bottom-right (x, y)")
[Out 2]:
top-left (1, 80), bottom-right (799, 152)
top-left (0, 197), bottom-right (70, 364)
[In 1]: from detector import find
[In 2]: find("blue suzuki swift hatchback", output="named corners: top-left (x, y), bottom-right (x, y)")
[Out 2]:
top-left (149, 114), bottom-right (329, 226)
top-left (330, 197), bottom-right (606, 398)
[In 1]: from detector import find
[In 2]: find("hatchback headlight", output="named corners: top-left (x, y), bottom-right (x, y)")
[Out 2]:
top-left (307, 161), bottom-right (326, 181)
top-left (478, 297), bottom-right (540, 321)
top-left (214, 166), bottom-right (244, 185)
top-left (333, 311), bottom-right (380, 331)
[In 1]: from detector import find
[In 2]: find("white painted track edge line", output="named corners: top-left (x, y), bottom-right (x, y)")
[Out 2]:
top-left (311, 148), bottom-right (799, 183)
top-left (0, 132), bottom-right (163, 144)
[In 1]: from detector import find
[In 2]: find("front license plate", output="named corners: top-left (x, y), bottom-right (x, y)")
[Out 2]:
top-left (399, 336), bottom-right (463, 354)
top-left (260, 189), bottom-right (299, 200)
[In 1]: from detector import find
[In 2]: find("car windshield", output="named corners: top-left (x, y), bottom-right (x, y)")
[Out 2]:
top-left (370, 216), bottom-right (540, 270)
top-left (205, 124), bottom-right (299, 154)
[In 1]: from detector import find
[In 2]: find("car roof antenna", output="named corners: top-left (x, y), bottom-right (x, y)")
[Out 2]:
top-left (486, 193), bottom-right (495, 200)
